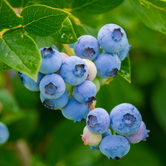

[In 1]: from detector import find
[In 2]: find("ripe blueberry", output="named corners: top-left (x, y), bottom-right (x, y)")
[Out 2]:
top-left (62, 97), bottom-right (89, 122)
top-left (110, 103), bottom-right (142, 136)
top-left (39, 47), bottom-right (62, 74)
top-left (39, 74), bottom-right (65, 99)
top-left (40, 90), bottom-right (68, 110)
top-left (99, 135), bottom-right (130, 160)
top-left (98, 24), bottom-right (128, 53)
top-left (74, 35), bottom-right (100, 60)
top-left (94, 53), bottom-right (121, 78)
top-left (73, 80), bottom-right (97, 105)
top-left (86, 108), bottom-right (110, 134)
top-left (19, 72), bottom-right (44, 91)
top-left (60, 56), bottom-right (88, 86)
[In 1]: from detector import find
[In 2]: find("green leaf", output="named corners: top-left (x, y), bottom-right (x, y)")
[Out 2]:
top-left (0, 28), bottom-right (41, 81)
top-left (129, 0), bottom-right (166, 34)
top-left (76, 24), bottom-right (98, 38)
top-left (28, 34), bottom-right (56, 48)
top-left (53, 18), bottom-right (77, 44)
top-left (33, 0), bottom-right (63, 8)
top-left (0, 88), bottom-right (19, 113)
top-left (0, 61), bottom-right (11, 71)
top-left (7, 0), bottom-right (30, 7)
top-left (21, 4), bottom-right (69, 36)
top-left (71, 0), bottom-right (124, 15)
top-left (119, 56), bottom-right (131, 83)
top-left (32, 0), bottom-right (72, 9)
top-left (0, 0), bottom-right (22, 30)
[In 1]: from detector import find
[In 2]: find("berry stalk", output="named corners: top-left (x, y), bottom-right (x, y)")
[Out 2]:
top-left (89, 103), bottom-right (95, 111)
top-left (62, 44), bottom-right (74, 56)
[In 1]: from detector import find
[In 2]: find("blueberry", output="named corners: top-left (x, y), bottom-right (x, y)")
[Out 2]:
top-left (98, 24), bottom-right (128, 53)
top-left (19, 72), bottom-right (44, 91)
top-left (99, 135), bottom-right (130, 160)
top-left (74, 35), bottom-right (100, 60)
top-left (117, 41), bottom-right (131, 61)
top-left (102, 129), bottom-right (112, 138)
top-left (81, 126), bottom-right (102, 146)
top-left (0, 122), bottom-right (9, 144)
top-left (39, 74), bottom-right (66, 99)
top-left (62, 97), bottom-right (89, 122)
top-left (126, 121), bottom-right (150, 143)
top-left (73, 80), bottom-right (97, 105)
top-left (60, 56), bottom-right (88, 86)
top-left (83, 59), bottom-right (97, 81)
top-left (86, 108), bottom-right (110, 134)
top-left (39, 47), bottom-right (62, 74)
top-left (110, 103), bottom-right (142, 136)
top-left (40, 90), bottom-right (68, 110)
top-left (94, 53), bottom-right (121, 78)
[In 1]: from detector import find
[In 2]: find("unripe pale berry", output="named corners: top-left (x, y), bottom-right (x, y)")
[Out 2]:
top-left (83, 59), bottom-right (97, 81)
top-left (81, 126), bottom-right (102, 146)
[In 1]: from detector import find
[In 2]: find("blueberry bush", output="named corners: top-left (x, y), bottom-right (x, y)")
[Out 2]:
top-left (0, 0), bottom-right (166, 166)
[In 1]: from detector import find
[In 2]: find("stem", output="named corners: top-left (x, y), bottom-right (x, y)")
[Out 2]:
top-left (105, 77), bottom-right (114, 84)
top-left (69, 14), bottom-right (81, 25)
top-left (15, 140), bottom-right (31, 166)
top-left (62, 44), bottom-right (74, 56)
top-left (113, 130), bottom-right (116, 135)
top-left (89, 103), bottom-right (95, 111)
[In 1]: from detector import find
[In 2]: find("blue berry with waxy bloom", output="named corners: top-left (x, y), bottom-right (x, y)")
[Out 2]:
top-left (110, 103), bottom-right (142, 136)
top-left (86, 108), bottom-right (110, 134)
top-left (19, 72), bottom-right (44, 91)
top-left (60, 56), bottom-right (88, 86)
top-left (0, 122), bottom-right (9, 144)
top-left (39, 47), bottom-right (62, 74)
top-left (40, 90), bottom-right (68, 110)
top-left (117, 41), bottom-right (131, 61)
top-left (62, 97), bottom-right (89, 122)
top-left (102, 129), bottom-right (112, 138)
top-left (97, 24), bottom-right (128, 53)
top-left (94, 53), bottom-right (121, 78)
top-left (73, 80), bottom-right (97, 105)
top-left (39, 74), bottom-right (65, 99)
top-left (74, 35), bottom-right (100, 60)
top-left (126, 121), bottom-right (150, 143)
top-left (99, 135), bottom-right (130, 160)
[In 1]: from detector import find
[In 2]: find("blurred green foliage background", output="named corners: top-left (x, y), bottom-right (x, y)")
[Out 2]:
top-left (0, 0), bottom-right (166, 166)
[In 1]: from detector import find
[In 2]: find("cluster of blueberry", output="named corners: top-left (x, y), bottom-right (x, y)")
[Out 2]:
top-left (17, 23), bottom-right (149, 160)
top-left (82, 103), bottom-right (150, 160)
